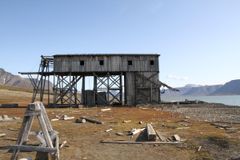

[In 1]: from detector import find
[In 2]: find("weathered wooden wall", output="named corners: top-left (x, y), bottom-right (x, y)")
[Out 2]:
top-left (53, 54), bottom-right (159, 73)
top-left (53, 54), bottom-right (160, 105)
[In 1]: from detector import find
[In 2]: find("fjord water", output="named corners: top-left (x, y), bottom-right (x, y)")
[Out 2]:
top-left (161, 95), bottom-right (240, 106)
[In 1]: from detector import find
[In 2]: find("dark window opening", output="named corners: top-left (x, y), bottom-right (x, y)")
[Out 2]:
top-left (150, 60), bottom-right (154, 65)
top-left (80, 60), bottom-right (84, 66)
top-left (128, 60), bottom-right (132, 65)
top-left (99, 60), bottom-right (104, 65)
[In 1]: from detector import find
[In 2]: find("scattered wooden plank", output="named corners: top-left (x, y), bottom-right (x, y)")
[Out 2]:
top-left (100, 140), bottom-right (181, 145)
top-left (4, 137), bottom-right (17, 141)
top-left (59, 140), bottom-right (67, 149)
top-left (80, 116), bottom-right (104, 124)
top-left (0, 133), bottom-right (6, 137)
top-left (129, 128), bottom-right (145, 135)
top-left (146, 124), bottom-right (157, 141)
top-left (9, 145), bottom-right (57, 153)
top-left (155, 131), bottom-right (166, 142)
top-left (0, 104), bottom-right (18, 108)
top-left (60, 115), bottom-right (75, 120)
top-left (116, 132), bottom-right (124, 136)
top-left (123, 120), bottom-right (131, 123)
top-left (197, 146), bottom-right (202, 152)
top-left (105, 129), bottom-right (113, 132)
top-left (176, 127), bottom-right (190, 130)
top-left (211, 122), bottom-right (232, 129)
top-left (101, 108), bottom-right (111, 112)
top-left (51, 118), bottom-right (59, 122)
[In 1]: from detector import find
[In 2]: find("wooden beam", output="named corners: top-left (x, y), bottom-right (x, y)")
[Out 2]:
top-left (146, 124), bottom-right (157, 141)
top-left (80, 116), bottom-right (104, 124)
top-left (100, 140), bottom-right (181, 145)
top-left (9, 145), bottom-right (57, 153)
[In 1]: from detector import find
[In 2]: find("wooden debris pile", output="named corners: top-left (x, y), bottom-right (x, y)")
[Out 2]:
top-left (51, 114), bottom-right (75, 122)
top-left (101, 123), bottom-right (183, 145)
top-left (0, 115), bottom-right (20, 122)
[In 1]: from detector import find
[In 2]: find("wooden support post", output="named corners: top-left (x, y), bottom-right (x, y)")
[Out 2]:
top-left (82, 76), bottom-right (85, 105)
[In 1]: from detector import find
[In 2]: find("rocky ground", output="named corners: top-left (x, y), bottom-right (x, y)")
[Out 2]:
top-left (162, 103), bottom-right (240, 123)
top-left (0, 104), bottom-right (239, 160)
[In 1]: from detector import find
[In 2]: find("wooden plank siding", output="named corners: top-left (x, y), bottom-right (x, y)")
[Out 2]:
top-left (53, 55), bottom-right (159, 73)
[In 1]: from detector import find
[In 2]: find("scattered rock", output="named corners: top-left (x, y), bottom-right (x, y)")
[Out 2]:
top-left (75, 118), bottom-right (87, 123)
top-left (139, 121), bottom-right (143, 124)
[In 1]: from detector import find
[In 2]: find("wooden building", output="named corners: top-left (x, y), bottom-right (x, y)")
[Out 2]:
top-left (20, 54), bottom-right (162, 106)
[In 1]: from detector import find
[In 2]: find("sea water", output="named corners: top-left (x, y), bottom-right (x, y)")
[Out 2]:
top-left (161, 95), bottom-right (240, 106)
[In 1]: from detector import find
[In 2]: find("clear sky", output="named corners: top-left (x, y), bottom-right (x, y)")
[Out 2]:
top-left (0, 0), bottom-right (239, 87)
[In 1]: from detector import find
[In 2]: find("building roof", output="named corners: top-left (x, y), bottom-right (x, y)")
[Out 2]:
top-left (53, 53), bottom-right (160, 57)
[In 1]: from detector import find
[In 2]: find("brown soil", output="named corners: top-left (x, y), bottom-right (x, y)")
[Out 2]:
top-left (0, 89), bottom-right (240, 160)
top-left (0, 105), bottom-right (240, 160)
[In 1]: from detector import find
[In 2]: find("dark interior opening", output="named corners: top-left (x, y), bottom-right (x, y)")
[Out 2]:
top-left (150, 60), bottom-right (154, 65)
top-left (99, 60), bottom-right (104, 65)
top-left (128, 60), bottom-right (132, 65)
top-left (80, 60), bottom-right (84, 66)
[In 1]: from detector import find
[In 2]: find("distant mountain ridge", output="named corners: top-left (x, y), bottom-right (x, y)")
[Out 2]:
top-left (211, 80), bottom-right (240, 95)
top-left (163, 79), bottom-right (240, 96)
top-left (1, 67), bottom-right (240, 96)
top-left (0, 68), bottom-right (33, 89)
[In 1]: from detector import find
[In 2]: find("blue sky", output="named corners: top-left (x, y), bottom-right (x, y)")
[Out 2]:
top-left (0, 0), bottom-right (239, 87)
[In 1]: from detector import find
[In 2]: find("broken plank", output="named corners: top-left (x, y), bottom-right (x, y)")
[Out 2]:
top-left (129, 128), bottom-right (145, 135)
top-left (155, 131), bottom-right (166, 142)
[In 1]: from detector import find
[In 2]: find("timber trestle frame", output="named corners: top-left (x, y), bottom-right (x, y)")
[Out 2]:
top-left (10, 102), bottom-right (60, 160)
